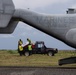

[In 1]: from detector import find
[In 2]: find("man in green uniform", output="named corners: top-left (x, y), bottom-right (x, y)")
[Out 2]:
top-left (27, 38), bottom-right (31, 44)
top-left (18, 39), bottom-right (25, 56)
top-left (18, 43), bottom-right (24, 56)
top-left (28, 44), bottom-right (32, 55)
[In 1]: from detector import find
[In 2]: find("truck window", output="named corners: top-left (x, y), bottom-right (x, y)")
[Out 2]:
top-left (38, 44), bottom-right (43, 48)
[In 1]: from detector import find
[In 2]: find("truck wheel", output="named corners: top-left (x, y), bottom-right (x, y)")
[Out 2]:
top-left (48, 51), bottom-right (54, 56)
top-left (25, 51), bottom-right (29, 56)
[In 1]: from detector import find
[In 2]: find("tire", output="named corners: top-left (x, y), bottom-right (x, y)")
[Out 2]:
top-left (25, 51), bottom-right (29, 56)
top-left (48, 51), bottom-right (54, 56)
top-left (59, 63), bottom-right (62, 66)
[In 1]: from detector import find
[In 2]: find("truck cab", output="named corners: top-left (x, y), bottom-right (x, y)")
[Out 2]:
top-left (34, 41), bottom-right (46, 54)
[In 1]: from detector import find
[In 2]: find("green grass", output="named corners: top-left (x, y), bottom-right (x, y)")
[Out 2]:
top-left (0, 50), bottom-right (76, 67)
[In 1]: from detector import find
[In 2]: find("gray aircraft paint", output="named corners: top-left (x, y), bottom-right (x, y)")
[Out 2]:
top-left (0, 0), bottom-right (15, 27)
top-left (13, 9), bottom-right (76, 48)
top-left (0, 0), bottom-right (76, 48)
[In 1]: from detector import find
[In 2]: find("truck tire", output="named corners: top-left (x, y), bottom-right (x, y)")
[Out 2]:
top-left (48, 51), bottom-right (54, 56)
top-left (25, 51), bottom-right (29, 56)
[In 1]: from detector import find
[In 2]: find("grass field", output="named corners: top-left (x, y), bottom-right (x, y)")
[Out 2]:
top-left (0, 50), bottom-right (76, 67)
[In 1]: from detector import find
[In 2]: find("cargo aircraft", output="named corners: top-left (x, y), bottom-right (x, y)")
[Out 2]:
top-left (0, 0), bottom-right (76, 65)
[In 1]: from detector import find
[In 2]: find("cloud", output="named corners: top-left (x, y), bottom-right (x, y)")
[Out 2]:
top-left (17, 22), bottom-right (33, 31)
top-left (71, 4), bottom-right (76, 8)
top-left (13, 0), bottom-right (69, 9)
top-left (19, 30), bottom-right (36, 36)
top-left (20, 28), bottom-right (47, 37)
top-left (0, 34), bottom-right (14, 38)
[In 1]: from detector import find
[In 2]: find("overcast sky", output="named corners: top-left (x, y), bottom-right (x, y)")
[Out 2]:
top-left (0, 0), bottom-right (76, 50)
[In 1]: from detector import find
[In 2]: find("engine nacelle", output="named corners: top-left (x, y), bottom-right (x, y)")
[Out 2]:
top-left (0, 0), bottom-right (15, 27)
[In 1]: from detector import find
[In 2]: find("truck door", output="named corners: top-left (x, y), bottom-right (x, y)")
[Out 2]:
top-left (37, 43), bottom-right (45, 53)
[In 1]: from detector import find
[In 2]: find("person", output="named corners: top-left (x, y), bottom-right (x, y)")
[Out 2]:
top-left (18, 39), bottom-right (23, 52)
top-left (18, 39), bottom-right (25, 56)
top-left (28, 43), bottom-right (32, 55)
top-left (18, 39), bottom-right (23, 45)
top-left (18, 43), bottom-right (24, 56)
top-left (27, 38), bottom-right (31, 44)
